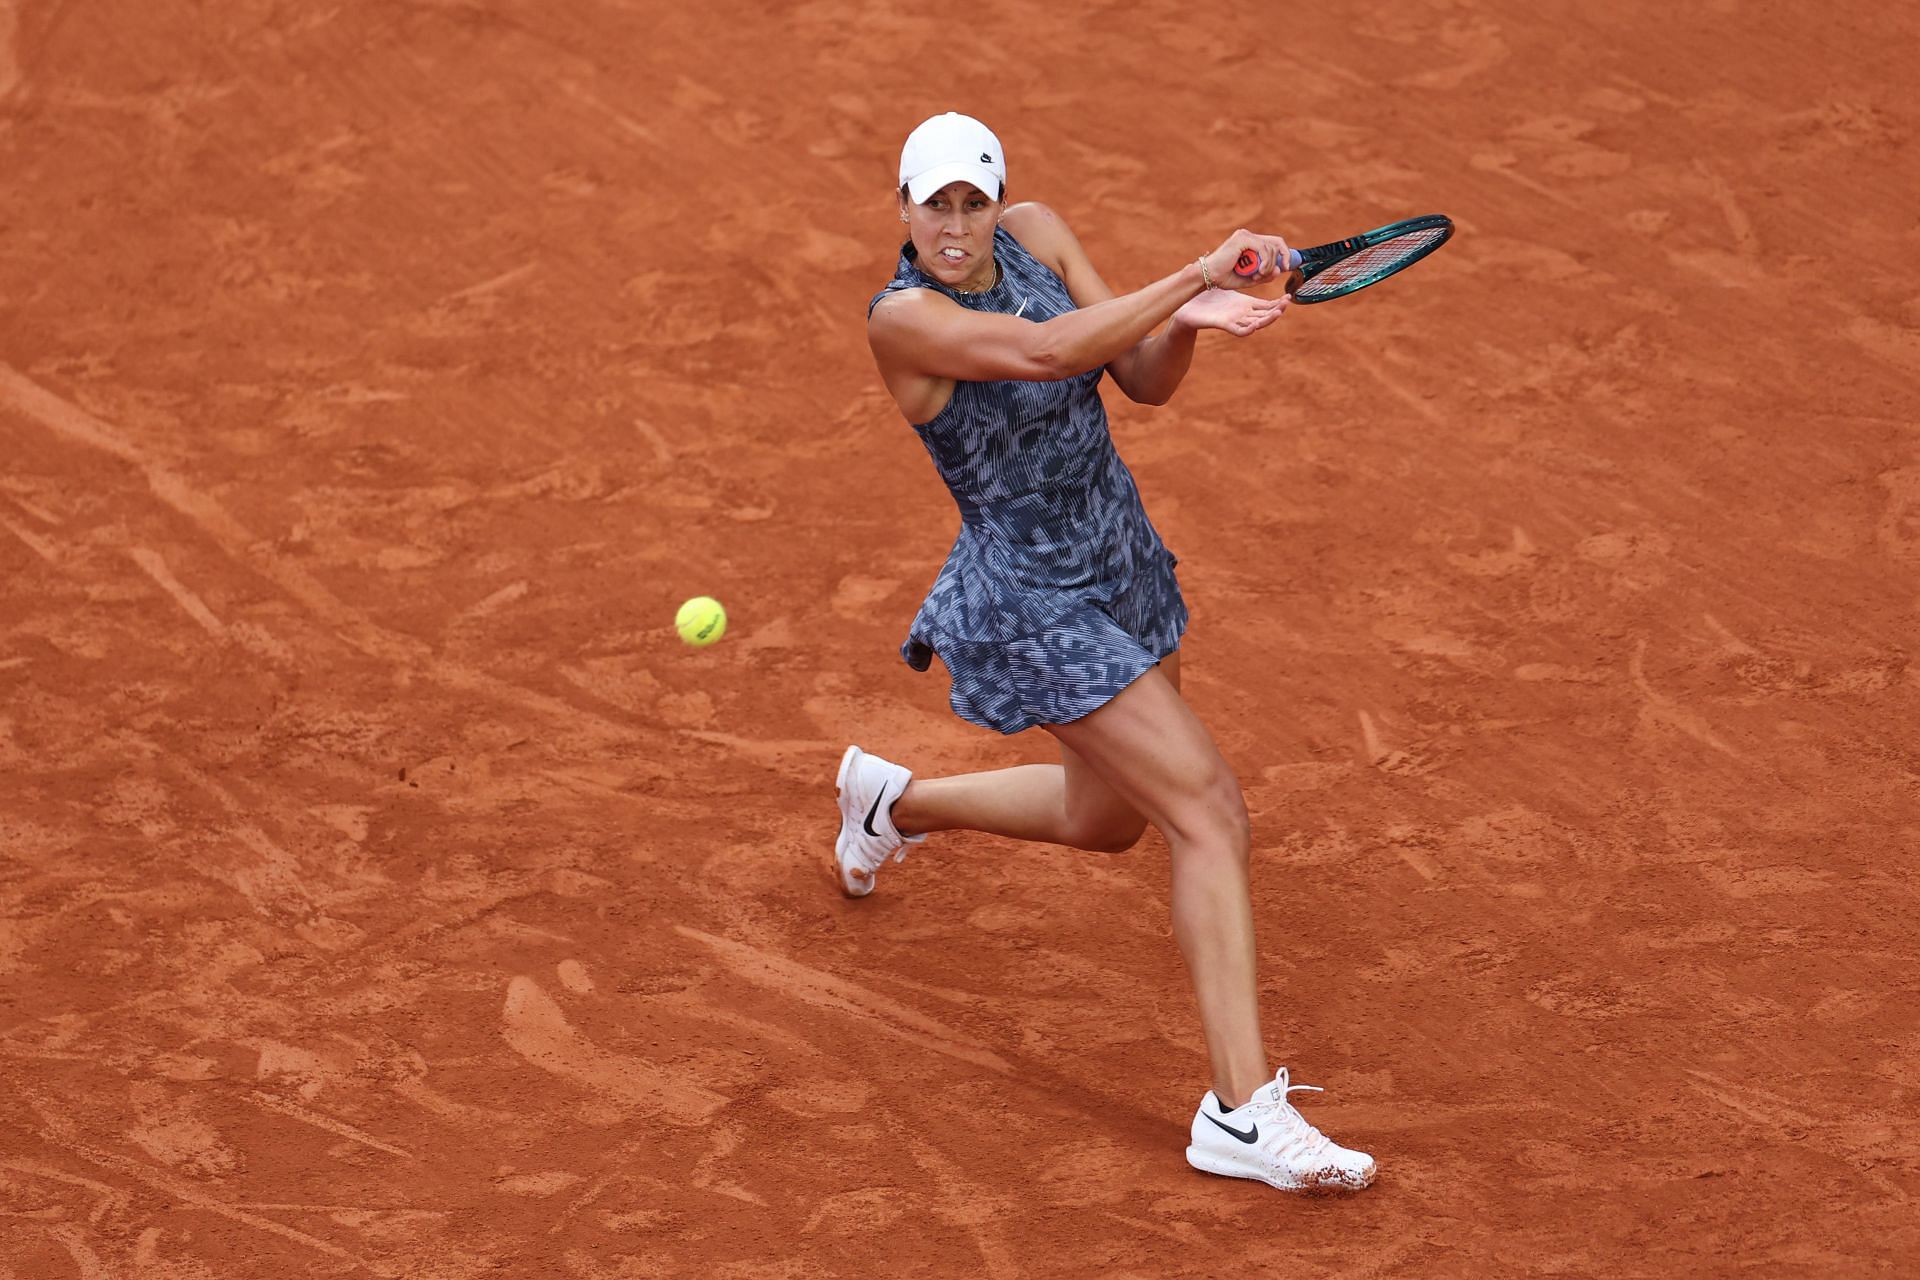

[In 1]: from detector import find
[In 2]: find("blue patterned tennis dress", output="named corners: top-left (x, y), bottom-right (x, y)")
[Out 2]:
top-left (869, 225), bottom-right (1188, 734)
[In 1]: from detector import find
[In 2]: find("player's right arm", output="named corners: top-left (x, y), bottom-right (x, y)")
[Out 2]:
top-left (866, 229), bottom-right (1289, 388)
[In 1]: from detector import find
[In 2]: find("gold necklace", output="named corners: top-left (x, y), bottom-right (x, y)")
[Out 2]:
top-left (952, 257), bottom-right (999, 295)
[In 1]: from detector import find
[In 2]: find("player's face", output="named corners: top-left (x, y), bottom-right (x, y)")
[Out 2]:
top-left (900, 182), bottom-right (1002, 292)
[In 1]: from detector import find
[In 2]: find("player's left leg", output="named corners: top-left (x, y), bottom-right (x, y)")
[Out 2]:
top-left (888, 652), bottom-right (1182, 849)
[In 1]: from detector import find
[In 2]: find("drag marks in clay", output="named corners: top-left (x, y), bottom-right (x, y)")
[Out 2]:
top-left (676, 926), bottom-right (1011, 1076)
top-left (0, 1), bottom-right (18, 104)
top-left (501, 976), bottom-right (728, 1121)
top-left (3, 0), bottom-right (1917, 1273)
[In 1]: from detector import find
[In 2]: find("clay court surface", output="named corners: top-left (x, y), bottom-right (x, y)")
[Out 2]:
top-left (3, 0), bottom-right (1918, 1275)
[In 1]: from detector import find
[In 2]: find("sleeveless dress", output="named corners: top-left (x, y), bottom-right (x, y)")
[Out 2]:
top-left (869, 225), bottom-right (1188, 735)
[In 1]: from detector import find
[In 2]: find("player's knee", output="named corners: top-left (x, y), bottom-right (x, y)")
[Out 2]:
top-left (1222, 787), bottom-right (1251, 853)
top-left (1166, 771), bottom-right (1250, 861)
top-left (1171, 824), bottom-right (1251, 875)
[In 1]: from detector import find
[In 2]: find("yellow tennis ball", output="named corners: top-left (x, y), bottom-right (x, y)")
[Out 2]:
top-left (675, 596), bottom-right (727, 647)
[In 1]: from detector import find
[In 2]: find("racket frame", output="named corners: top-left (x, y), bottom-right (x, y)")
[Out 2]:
top-left (1232, 213), bottom-right (1453, 304)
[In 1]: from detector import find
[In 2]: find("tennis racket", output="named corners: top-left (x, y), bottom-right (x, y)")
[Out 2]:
top-left (1233, 213), bottom-right (1453, 303)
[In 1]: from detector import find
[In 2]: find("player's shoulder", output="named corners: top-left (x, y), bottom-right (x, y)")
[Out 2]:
top-left (1000, 200), bottom-right (1074, 251)
top-left (867, 284), bottom-right (955, 346)
top-left (999, 201), bottom-right (1082, 280)
top-left (869, 284), bottom-right (954, 321)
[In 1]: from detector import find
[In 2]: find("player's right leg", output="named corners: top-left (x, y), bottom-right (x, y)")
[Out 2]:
top-left (1042, 665), bottom-right (1374, 1193)
top-left (1040, 662), bottom-right (1270, 1106)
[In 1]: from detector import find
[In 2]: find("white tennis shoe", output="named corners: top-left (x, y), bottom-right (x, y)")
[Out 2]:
top-left (834, 745), bottom-right (924, 898)
top-left (1186, 1067), bottom-right (1377, 1193)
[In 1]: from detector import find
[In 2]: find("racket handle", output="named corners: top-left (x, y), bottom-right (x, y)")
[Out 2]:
top-left (1232, 247), bottom-right (1305, 278)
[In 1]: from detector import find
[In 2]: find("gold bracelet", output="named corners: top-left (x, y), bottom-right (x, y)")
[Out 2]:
top-left (1196, 255), bottom-right (1215, 290)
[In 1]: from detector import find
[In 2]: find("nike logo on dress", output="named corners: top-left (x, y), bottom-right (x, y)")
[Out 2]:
top-left (1203, 1111), bottom-right (1259, 1144)
top-left (862, 788), bottom-right (891, 838)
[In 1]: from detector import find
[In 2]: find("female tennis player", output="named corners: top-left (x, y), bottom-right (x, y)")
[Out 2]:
top-left (838, 112), bottom-right (1375, 1194)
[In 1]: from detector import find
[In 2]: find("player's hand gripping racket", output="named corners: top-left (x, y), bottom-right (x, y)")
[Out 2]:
top-left (1234, 214), bottom-right (1453, 303)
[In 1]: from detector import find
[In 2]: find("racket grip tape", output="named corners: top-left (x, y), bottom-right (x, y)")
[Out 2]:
top-left (1233, 247), bottom-right (1305, 278)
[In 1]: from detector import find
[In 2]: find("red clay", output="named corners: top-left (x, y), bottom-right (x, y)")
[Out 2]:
top-left (2, 1), bottom-right (1917, 1275)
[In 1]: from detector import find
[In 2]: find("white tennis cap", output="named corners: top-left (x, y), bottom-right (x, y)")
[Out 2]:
top-left (899, 112), bottom-right (1005, 204)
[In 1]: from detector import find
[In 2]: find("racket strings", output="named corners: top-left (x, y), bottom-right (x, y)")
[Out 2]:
top-left (1298, 228), bottom-right (1448, 299)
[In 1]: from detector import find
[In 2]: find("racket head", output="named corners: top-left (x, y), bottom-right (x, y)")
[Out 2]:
top-left (1292, 214), bottom-right (1453, 304)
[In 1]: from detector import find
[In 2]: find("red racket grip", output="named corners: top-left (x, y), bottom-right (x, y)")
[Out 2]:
top-left (1233, 246), bottom-right (1305, 278)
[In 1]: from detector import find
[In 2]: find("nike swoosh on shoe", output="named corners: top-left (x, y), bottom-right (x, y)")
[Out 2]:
top-left (1203, 1112), bottom-right (1259, 1144)
top-left (862, 788), bottom-right (891, 839)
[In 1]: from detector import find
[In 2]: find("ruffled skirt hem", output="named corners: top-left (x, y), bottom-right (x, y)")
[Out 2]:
top-left (901, 592), bottom-right (1188, 735)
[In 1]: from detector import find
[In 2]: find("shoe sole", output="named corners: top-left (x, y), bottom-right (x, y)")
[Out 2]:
top-left (834, 745), bottom-right (875, 898)
top-left (1185, 1145), bottom-right (1374, 1194)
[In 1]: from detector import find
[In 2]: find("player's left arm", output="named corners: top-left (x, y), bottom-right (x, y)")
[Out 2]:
top-left (1000, 202), bottom-right (1289, 407)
